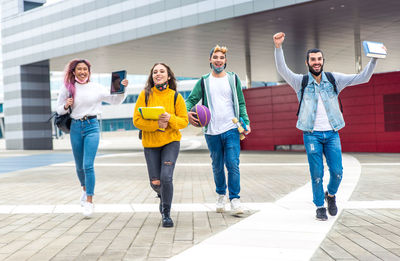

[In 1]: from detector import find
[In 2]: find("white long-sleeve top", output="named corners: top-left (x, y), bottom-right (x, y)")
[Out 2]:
top-left (56, 82), bottom-right (127, 119)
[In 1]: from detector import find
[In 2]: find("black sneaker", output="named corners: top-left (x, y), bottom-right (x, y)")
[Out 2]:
top-left (325, 192), bottom-right (338, 216)
top-left (316, 207), bottom-right (328, 221)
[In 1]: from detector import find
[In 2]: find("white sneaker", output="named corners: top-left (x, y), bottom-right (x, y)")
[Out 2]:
top-left (83, 202), bottom-right (94, 218)
top-left (216, 194), bottom-right (226, 213)
top-left (80, 191), bottom-right (87, 207)
top-left (230, 198), bottom-right (243, 215)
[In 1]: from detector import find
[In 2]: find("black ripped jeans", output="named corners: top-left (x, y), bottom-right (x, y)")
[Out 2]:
top-left (144, 141), bottom-right (180, 210)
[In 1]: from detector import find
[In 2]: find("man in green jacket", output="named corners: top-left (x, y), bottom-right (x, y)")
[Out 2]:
top-left (186, 45), bottom-right (251, 215)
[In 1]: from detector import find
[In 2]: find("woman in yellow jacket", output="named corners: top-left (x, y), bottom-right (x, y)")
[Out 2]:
top-left (133, 63), bottom-right (188, 227)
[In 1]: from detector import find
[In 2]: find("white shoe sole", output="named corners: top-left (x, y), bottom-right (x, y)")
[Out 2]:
top-left (231, 209), bottom-right (244, 215)
top-left (83, 210), bottom-right (93, 218)
top-left (83, 203), bottom-right (94, 218)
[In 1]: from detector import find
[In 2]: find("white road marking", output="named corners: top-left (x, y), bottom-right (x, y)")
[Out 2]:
top-left (1, 201), bottom-right (398, 214)
top-left (0, 203), bottom-right (270, 214)
top-left (169, 154), bottom-right (363, 261)
top-left (360, 163), bottom-right (400, 166)
top-left (50, 162), bottom-right (309, 167)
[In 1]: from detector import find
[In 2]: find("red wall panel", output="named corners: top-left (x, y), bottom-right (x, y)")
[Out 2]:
top-left (242, 71), bottom-right (400, 153)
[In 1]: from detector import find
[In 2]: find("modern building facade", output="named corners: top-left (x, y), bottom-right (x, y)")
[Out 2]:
top-left (1, 0), bottom-right (400, 150)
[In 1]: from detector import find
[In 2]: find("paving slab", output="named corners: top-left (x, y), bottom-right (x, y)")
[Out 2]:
top-left (0, 133), bottom-right (398, 260)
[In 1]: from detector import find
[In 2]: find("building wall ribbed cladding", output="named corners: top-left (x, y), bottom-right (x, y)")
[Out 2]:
top-left (23, 137), bottom-right (53, 150)
top-left (241, 71), bottom-right (400, 153)
top-left (383, 93), bottom-right (400, 132)
top-left (1, 0), bottom-right (22, 19)
top-left (4, 60), bottom-right (52, 150)
top-left (5, 139), bottom-right (24, 150)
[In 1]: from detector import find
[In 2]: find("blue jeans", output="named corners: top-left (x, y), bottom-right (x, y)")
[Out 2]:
top-left (205, 128), bottom-right (241, 200)
top-left (70, 118), bottom-right (100, 196)
top-left (303, 131), bottom-right (343, 207)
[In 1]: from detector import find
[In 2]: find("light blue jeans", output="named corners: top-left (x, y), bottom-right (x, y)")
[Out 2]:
top-left (205, 128), bottom-right (241, 200)
top-left (303, 131), bottom-right (343, 207)
top-left (70, 118), bottom-right (100, 196)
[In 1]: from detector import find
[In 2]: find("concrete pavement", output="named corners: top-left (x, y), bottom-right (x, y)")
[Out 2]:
top-left (0, 129), bottom-right (399, 260)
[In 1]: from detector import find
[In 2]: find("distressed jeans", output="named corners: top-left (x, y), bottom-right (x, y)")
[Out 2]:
top-left (70, 118), bottom-right (100, 196)
top-left (205, 128), bottom-right (241, 200)
top-left (144, 141), bottom-right (180, 209)
top-left (303, 131), bottom-right (343, 207)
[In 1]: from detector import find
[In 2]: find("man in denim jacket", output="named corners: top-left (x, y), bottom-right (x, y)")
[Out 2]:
top-left (185, 45), bottom-right (251, 215)
top-left (273, 32), bottom-right (381, 220)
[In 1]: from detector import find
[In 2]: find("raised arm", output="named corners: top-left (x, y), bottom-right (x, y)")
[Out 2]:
top-left (333, 58), bottom-right (378, 93)
top-left (273, 32), bottom-right (303, 92)
top-left (101, 79), bottom-right (128, 105)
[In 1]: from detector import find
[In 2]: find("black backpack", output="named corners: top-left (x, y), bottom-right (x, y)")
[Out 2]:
top-left (296, 72), bottom-right (343, 116)
top-left (138, 91), bottom-right (178, 140)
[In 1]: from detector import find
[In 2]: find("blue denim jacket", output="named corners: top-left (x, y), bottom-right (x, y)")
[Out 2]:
top-left (297, 72), bottom-right (344, 131)
top-left (274, 48), bottom-right (377, 132)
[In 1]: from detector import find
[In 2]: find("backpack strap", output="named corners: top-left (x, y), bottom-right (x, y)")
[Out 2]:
top-left (296, 75), bottom-right (309, 116)
top-left (173, 90), bottom-right (178, 113)
top-left (234, 73), bottom-right (239, 88)
top-left (174, 90), bottom-right (178, 106)
top-left (144, 92), bottom-right (149, 107)
top-left (140, 92), bottom-right (148, 140)
top-left (200, 76), bottom-right (205, 105)
top-left (325, 72), bottom-right (343, 113)
top-left (325, 72), bottom-right (337, 92)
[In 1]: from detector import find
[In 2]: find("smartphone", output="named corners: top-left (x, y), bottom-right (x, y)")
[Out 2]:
top-left (110, 70), bottom-right (127, 94)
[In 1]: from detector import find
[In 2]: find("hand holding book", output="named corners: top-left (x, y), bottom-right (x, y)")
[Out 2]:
top-left (363, 41), bottom-right (387, 59)
top-left (158, 112), bottom-right (170, 131)
top-left (138, 106), bottom-right (169, 132)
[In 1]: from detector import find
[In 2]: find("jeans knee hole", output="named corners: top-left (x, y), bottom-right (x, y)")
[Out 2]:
top-left (151, 179), bottom-right (160, 186)
top-left (163, 161), bottom-right (174, 166)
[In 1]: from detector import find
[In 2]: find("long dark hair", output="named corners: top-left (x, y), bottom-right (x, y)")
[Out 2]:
top-left (144, 63), bottom-right (177, 101)
top-left (64, 59), bottom-right (91, 97)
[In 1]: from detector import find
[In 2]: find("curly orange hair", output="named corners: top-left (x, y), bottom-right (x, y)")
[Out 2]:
top-left (210, 45), bottom-right (228, 57)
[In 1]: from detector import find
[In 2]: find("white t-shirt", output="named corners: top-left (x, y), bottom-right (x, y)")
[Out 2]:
top-left (313, 94), bottom-right (333, 131)
top-left (56, 82), bottom-right (126, 120)
top-left (206, 75), bottom-right (236, 135)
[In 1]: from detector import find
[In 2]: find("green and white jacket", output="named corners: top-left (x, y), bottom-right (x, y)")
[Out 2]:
top-left (185, 71), bottom-right (250, 132)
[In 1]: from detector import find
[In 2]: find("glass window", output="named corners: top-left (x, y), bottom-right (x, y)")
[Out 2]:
top-left (101, 118), bottom-right (137, 132)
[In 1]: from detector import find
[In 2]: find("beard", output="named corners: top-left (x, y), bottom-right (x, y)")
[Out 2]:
top-left (308, 63), bottom-right (323, 76)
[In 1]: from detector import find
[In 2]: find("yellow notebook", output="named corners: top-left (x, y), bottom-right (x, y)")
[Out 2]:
top-left (138, 106), bottom-right (166, 120)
